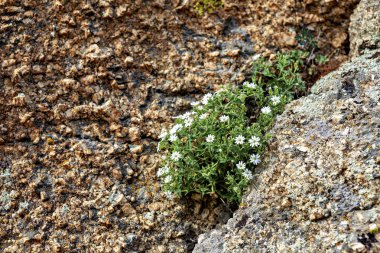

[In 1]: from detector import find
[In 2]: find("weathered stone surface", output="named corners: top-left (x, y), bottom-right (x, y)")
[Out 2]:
top-left (194, 49), bottom-right (380, 252)
top-left (349, 0), bottom-right (380, 57)
top-left (0, 0), bottom-right (359, 252)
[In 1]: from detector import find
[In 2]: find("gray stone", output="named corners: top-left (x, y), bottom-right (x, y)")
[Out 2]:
top-left (349, 0), bottom-right (380, 57)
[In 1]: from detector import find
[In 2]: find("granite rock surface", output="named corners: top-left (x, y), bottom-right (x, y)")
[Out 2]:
top-left (349, 0), bottom-right (380, 58)
top-left (0, 0), bottom-right (360, 252)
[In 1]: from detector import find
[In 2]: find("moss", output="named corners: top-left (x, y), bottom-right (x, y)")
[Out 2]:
top-left (194, 0), bottom-right (223, 15)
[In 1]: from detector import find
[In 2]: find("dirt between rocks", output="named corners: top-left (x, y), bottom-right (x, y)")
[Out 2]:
top-left (0, 0), bottom-right (358, 252)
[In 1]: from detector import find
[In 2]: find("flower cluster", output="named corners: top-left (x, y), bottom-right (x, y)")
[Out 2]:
top-left (157, 52), bottom-right (305, 204)
top-left (157, 85), bottom-right (284, 203)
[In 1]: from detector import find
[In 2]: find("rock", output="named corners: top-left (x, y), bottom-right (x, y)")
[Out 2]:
top-left (111, 168), bottom-right (123, 180)
top-left (128, 127), bottom-right (141, 142)
top-left (274, 31), bottom-right (297, 47)
top-left (124, 56), bottom-right (134, 64)
top-left (40, 191), bottom-right (48, 201)
top-left (130, 145), bottom-right (143, 154)
top-left (126, 168), bottom-right (134, 176)
top-left (0, 0), bottom-right (363, 251)
top-left (125, 233), bottom-right (137, 245)
top-left (121, 203), bottom-right (136, 216)
top-left (281, 197), bottom-right (292, 208)
top-left (147, 202), bottom-right (163, 211)
top-left (350, 242), bottom-right (366, 253)
top-left (12, 93), bottom-right (26, 106)
top-left (83, 44), bottom-right (113, 59)
top-left (194, 50), bottom-right (380, 252)
top-left (349, 0), bottom-right (380, 57)
top-left (201, 208), bottom-right (210, 220)
top-left (331, 31), bottom-right (348, 48)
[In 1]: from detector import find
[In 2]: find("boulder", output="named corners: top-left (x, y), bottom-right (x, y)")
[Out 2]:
top-left (349, 0), bottom-right (380, 57)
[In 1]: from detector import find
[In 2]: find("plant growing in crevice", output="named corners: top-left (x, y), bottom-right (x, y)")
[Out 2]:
top-left (295, 28), bottom-right (334, 85)
top-left (315, 54), bottom-right (329, 66)
top-left (157, 51), bottom-right (306, 204)
top-left (296, 27), bottom-right (318, 52)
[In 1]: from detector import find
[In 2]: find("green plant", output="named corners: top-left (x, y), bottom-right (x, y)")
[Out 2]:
top-left (194, 0), bottom-right (223, 15)
top-left (252, 50), bottom-right (307, 99)
top-left (296, 28), bottom-right (318, 51)
top-left (157, 51), bottom-right (305, 204)
top-left (315, 54), bottom-right (329, 66)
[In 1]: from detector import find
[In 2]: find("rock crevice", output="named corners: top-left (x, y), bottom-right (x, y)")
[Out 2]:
top-left (194, 0), bottom-right (380, 251)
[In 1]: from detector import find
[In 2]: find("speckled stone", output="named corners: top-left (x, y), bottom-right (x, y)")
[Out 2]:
top-left (0, 0), bottom-right (360, 252)
top-left (349, 0), bottom-right (380, 58)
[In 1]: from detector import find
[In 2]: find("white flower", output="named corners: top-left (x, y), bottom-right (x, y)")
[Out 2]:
top-left (177, 112), bottom-right (193, 120)
top-left (242, 169), bottom-right (253, 180)
top-left (250, 154), bottom-right (261, 165)
top-left (164, 175), bottom-right (172, 183)
top-left (261, 106), bottom-right (271, 114)
top-left (202, 93), bottom-right (213, 105)
top-left (199, 113), bottom-right (208, 119)
top-left (157, 143), bottom-right (160, 151)
top-left (270, 95), bottom-right (281, 105)
top-left (191, 101), bottom-right (200, 106)
top-left (235, 135), bottom-right (245, 145)
top-left (369, 223), bottom-right (378, 233)
top-left (159, 131), bottom-right (167, 139)
top-left (219, 115), bottom-right (229, 122)
top-left (243, 81), bottom-right (257, 89)
top-left (170, 124), bottom-right (183, 135)
top-left (248, 136), bottom-right (260, 147)
top-left (171, 151), bottom-right (182, 162)
top-left (236, 161), bottom-right (246, 170)
top-left (206, 134), bottom-right (215, 143)
top-left (165, 191), bottom-right (174, 199)
top-left (157, 165), bottom-right (169, 177)
top-left (197, 105), bottom-right (204, 111)
top-left (169, 134), bottom-right (178, 142)
top-left (184, 117), bottom-right (193, 127)
top-left (252, 54), bottom-right (261, 62)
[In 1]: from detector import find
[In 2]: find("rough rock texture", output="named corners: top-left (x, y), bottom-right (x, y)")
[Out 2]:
top-left (349, 0), bottom-right (380, 57)
top-left (193, 50), bottom-right (380, 252)
top-left (222, 0), bottom-right (358, 52)
top-left (0, 0), bottom-right (359, 252)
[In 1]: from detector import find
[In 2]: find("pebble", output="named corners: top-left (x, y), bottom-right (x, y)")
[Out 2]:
top-left (350, 242), bottom-right (366, 252)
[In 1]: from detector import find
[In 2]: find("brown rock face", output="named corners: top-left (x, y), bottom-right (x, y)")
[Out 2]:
top-left (0, 0), bottom-right (358, 252)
